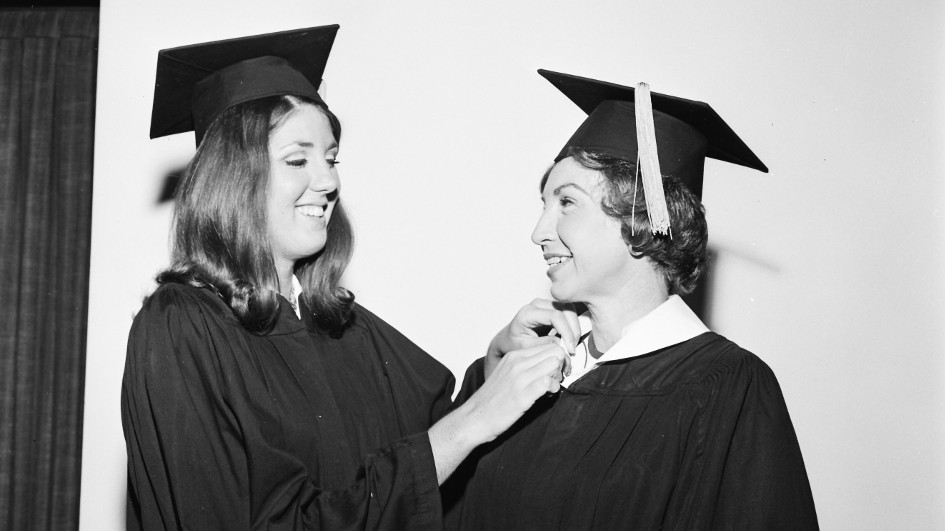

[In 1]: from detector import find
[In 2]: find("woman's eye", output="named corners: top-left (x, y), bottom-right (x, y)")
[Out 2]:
top-left (286, 158), bottom-right (307, 168)
top-left (558, 197), bottom-right (575, 208)
top-left (327, 158), bottom-right (340, 168)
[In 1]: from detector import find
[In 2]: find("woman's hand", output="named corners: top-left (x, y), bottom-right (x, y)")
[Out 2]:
top-left (428, 341), bottom-right (570, 483)
top-left (469, 342), bottom-right (570, 436)
top-left (484, 299), bottom-right (581, 379)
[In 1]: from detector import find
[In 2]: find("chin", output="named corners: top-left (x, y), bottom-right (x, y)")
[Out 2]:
top-left (293, 241), bottom-right (328, 261)
top-left (549, 283), bottom-right (580, 303)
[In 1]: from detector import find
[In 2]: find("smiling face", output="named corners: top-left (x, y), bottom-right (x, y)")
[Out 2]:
top-left (266, 104), bottom-right (340, 275)
top-left (532, 157), bottom-right (649, 304)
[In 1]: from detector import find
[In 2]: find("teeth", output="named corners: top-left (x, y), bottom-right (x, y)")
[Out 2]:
top-left (546, 256), bottom-right (572, 266)
top-left (297, 205), bottom-right (324, 217)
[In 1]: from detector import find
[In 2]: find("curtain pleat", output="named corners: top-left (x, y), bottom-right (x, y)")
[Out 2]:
top-left (0, 9), bottom-right (98, 531)
top-left (0, 35), bottom-right (25, 531)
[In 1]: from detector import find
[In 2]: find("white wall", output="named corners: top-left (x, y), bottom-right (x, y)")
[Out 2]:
top-left (81, 1), bottom-right (945, 529)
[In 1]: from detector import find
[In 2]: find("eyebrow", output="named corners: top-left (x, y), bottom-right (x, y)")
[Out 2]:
top-left (276, 140), bottom-right (338, 152)
top-left (552, 182), bottom-right (591, 197)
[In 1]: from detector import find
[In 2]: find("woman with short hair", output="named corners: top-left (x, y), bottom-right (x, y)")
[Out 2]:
top-left (445, 70), bottom-right (818, 530)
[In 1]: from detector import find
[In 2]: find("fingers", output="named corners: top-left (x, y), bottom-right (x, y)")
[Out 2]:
top-left (497, 342), bottom-right (565, 375)
top-left (466, 342), bottom-right (570, 442)
top-left (530, 355), bottom-right (564, 394)
top-left (513, 302), bottom-right (563, 336)
top-left (515, 299), bottom-right (582, 348)
top-left (557, 338), bottom-right (572, 377)
top-left (515, 334), bottom-right (561, 351)
top-left (548, 311), bottom-right (580, 355)
top-left (500, 341), bottom-right (563, 364)
top-left (527, 298), bottom-right (557, 309)
top-left (517, 342), bottom-right (570, 389)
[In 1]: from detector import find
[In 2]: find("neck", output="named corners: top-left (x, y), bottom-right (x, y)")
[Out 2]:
top-left (585, 276), bottom-right (669, 354)
top-left (274, 258), bottom-right (295, 300)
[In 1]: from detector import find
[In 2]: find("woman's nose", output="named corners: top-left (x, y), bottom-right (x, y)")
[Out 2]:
top-left (308, 164), bottom-right (338, 195)
top-left (531, 210), bottom-right (555, 246)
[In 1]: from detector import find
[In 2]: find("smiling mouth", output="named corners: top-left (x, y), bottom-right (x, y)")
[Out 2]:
top-left (545, 256), bottom-right (572, 267)
top-left (296, 205), bottom-right (326, 218)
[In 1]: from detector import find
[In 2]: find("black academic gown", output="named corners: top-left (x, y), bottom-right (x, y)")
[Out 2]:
top-left (121, 283), bottom-right (454, 530)
top-left (445, 332), bottom-right (818, 531)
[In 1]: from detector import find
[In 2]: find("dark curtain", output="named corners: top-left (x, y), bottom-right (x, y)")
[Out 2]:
top-left (0, 8), bottom-right (98, 531)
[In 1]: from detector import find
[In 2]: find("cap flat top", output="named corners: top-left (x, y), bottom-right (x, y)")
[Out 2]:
top-left (150, 24), bottom-right (339, 140)
top-left (539, 69), bottom-right (768, 173)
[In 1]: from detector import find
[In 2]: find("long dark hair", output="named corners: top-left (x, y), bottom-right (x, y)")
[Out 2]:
top-left (158, 95), bottom-right (355, 334)
top-left (542, 148), bottom-right (708, 295)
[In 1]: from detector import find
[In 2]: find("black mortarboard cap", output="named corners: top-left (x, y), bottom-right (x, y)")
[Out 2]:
top-left (539, 69), bottom-right (767, 199)
top-left (150, 25), bottom-right (339, 145)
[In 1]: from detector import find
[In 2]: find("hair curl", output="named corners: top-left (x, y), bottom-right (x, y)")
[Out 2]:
top-left (158, 95), bottom-right (354, 334)
top-left (543, 148), bottom-right (709, 295)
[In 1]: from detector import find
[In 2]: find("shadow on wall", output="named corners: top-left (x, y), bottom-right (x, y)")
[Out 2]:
top-left (681, 248), bottom-right (715, 327)
top-left (158, 166), bottom-right (187, 203)
top-left (684, 245), bottom-right (782, 329)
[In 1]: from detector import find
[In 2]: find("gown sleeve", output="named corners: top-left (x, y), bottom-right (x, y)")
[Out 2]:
top-left (667, 351), bottom-right (819, 530)
top-left (121, 286), bottom-right (442, 531)
top-left (452, 357), bottom-right (486, 407)
top-left (439, 357), bottom-right (488, 526)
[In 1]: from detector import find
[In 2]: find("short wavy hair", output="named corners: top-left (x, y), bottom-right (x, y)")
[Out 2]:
top-left (543, 148), bottom-right (708, 295)
top-left (158, 95), bottom-right (354, 334)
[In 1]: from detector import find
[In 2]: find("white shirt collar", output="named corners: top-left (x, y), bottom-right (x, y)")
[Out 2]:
top-left (287, 275), bottom-right (303, 319)
top-left (561, 295), bottom-right (709, 387)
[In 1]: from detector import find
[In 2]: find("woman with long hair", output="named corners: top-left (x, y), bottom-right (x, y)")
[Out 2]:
top-left (121, 27), bottom-right (572, 530)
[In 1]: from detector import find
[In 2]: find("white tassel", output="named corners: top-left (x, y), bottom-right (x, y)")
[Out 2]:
top-left (634, 83), bottom-right (672, 237)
